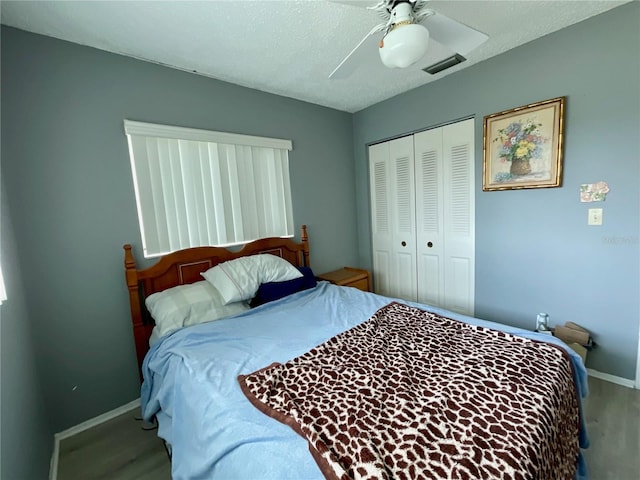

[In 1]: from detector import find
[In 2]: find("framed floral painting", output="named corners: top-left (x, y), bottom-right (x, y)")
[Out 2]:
top-left (483, 97), bottom-right (565, 191)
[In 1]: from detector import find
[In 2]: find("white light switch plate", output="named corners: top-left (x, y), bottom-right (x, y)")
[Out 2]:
top-left (588, 208), bottom-right (603, 225)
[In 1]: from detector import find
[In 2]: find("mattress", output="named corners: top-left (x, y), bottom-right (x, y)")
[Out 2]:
top-left (141, 281), bottom-right (589, 480)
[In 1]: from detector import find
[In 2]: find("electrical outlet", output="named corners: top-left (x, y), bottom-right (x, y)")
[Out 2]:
top-left (588, 208), bottom-right (603, 226)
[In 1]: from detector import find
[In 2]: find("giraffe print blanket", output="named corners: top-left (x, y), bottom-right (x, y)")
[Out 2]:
top-left (238, 302), bottom-right (580, 480)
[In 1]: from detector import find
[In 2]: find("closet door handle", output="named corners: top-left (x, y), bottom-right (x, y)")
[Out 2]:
top-left (427, 241), bottom-right (433, 248)
top-left (401, 241), bottom-right (407, 247)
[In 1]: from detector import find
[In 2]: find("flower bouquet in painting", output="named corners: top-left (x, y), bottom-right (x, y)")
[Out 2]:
top-left (493, 120), bottom-right (547, 178)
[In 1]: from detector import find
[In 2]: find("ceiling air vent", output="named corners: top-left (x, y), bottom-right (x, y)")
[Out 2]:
top-left (423, 54), bottom-right (466, 75)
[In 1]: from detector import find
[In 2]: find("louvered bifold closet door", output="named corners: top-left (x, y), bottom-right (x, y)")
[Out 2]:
top-left (442, 119), bottom-right (475, 315)
top-left (389, 136), bottom-right (418, 301)
top-left (369, 137), bottom-right (417, 300)
top-left (369, 142), bottom-right (393, 297)
top-left (414, 128), bottom-right (445, 307)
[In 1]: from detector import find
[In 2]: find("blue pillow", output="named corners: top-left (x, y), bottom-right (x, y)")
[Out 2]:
top-left (250, 267), bottom-right (316, 307)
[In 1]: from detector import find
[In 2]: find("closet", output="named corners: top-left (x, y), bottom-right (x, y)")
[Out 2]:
top-left (369, 118), bottom-right (475, 315)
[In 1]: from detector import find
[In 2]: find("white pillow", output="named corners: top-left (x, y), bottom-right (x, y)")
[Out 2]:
top-left (201, 254), bottom-right (303, 305)
top-left (145, 281), bottom-right (248, 338)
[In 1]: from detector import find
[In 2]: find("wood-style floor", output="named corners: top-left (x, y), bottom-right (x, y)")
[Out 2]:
top-left (57, 411), bottom-right (170, 480)
top-left (57, 376), bottom-right (639, 479)
top-left (582, 377), bottom-right (640, 479)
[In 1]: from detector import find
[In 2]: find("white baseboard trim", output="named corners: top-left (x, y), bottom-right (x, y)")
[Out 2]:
top-left (49, 437), bottom-right (59, 480)
top-left (587, 368), bottom-right (637, 389)
top-left (56, 398), bottom-right (141, 440)
top-left (49, 398), bottom-right (141, 480)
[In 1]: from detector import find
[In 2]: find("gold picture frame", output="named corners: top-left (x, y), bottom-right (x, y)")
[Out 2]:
top-left (483, 97), bottom-right (565, 191)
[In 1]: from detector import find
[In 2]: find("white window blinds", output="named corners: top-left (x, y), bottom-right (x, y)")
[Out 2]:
top-left (0, 267), bottom-right (6, 305)
top-left (124, 120), bottom-right (294, 258)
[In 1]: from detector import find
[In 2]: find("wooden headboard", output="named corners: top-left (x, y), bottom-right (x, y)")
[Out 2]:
top-left (124, 225), bottom-right (310, 380)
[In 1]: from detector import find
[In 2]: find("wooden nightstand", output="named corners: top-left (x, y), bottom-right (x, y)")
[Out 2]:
top-left (316, 267), bottom-right (371, 292)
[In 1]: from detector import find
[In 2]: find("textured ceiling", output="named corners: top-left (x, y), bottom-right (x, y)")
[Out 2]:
top-left (1, 0), bottom-right (630, 113)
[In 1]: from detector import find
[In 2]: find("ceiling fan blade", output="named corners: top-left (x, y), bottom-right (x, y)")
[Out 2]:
top-left (421, 13), bottom-right (488, 55)
top-left (329, 23), bottom-right (386, 79)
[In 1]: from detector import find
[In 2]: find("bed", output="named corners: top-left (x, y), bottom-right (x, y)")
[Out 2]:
top-left (124, 226), bottom-right (590, 480)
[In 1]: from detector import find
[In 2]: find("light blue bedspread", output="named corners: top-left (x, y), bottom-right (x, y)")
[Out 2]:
top-left (141, 282), bottom-right (589, 480)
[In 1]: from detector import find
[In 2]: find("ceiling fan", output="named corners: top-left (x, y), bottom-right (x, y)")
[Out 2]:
top-left (329, 0), bottom-right (489, 79)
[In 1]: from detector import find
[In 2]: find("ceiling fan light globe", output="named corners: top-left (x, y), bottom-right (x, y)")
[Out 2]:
top-left (379, 23), bottom-right (430, 69)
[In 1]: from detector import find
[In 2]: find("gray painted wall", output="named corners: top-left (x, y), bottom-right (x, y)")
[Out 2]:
top-left (1, 183), bottom-right (53, 479)
top-left (1, 26), bottom-right (356, 432)
top-left (353, 2), bottom-right (640, 379)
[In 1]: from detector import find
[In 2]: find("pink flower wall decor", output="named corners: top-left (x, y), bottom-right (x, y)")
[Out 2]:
top-left (580, 181), bottom-right (610, 202)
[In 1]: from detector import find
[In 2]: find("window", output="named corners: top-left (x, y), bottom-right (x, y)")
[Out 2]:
top-left (124, 120), bottom-right (294, 258)
top-left (0, 267), bottom-right (6, 305)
